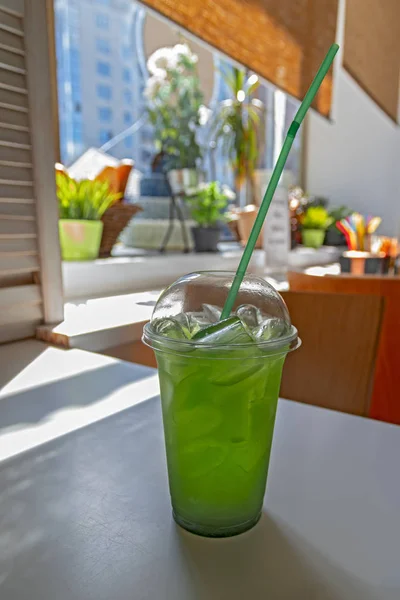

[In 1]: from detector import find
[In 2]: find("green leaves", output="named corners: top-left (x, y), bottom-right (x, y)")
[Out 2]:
top-left (186, 182), bottom-right (230, 227)
top-left (57, 173), bottom-right (121, 221)
top-left (302, 206), bottom-right (333, 231)
top-left (211, 67), bottom-right (265, 190)
top-left (145, 44), bottom-right (204, 171)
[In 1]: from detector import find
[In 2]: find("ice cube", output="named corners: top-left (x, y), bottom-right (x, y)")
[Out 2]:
top-left (202, 303), bottom-right (222, 323)
top-left (211, 361), bottom-right (261, 386)
top-left (236, 304), bottom-right (263, 328)
top-left (187, 311), bottom-right (210, 328)
top-left (192, 316), bottom-right (253, 345)
top-left (233, 440), bottom-right (269, 473)
top-left (181, 441), bottom-right (227, 478)
top-left (253, 318), bottom-right (288, 342)
top-left (153, 317), bottom-right (189, 340)
top-left (174, 313), bottom-right (200, 338)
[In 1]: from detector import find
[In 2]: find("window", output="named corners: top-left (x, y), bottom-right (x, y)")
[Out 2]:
top-left (141, 148), bottom-right (153, 164)
top-left (123, 89), bottom-right (132, 104)
top-left (122, 45), bottom-right (131, 60)
top-left (71, 72), bottom-right (81, 89)
top-left (97, 84), bottom-right (112, 100)
top-left (55, 2), bottom-right (302, 184)
top-left (70, 48), bottom-right (80, 67)
top-left (95, 13), bottom-right (109, 30)
top-left (96, 61), bottom-right (111, 77)
top-left (98, 107), bottom-right (112, 121)
top-left (96, 38), bottom-right (110, 54)
top-left (73, 122), bottom-right (83, 142)
top-left (124, 135), bottom-right (133, 149)
top-left (99, 129), bottom-right (113, 144)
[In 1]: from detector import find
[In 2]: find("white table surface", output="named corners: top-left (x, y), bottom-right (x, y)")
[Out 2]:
top-left (0, 341), bottom-right (399, 599)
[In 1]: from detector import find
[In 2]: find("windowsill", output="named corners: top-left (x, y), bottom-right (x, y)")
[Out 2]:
top-left (36, 290), bottom-right (158, 352)
top-left (61, 244), bottom-right (342, 301)
top-left (62, 244), bottom-right (266, 300)
top-left (38, 248), bottom-right (342, 356)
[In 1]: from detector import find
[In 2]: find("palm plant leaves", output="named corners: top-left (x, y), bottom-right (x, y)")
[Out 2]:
top-left (212, 67), bottom-right (265, 190)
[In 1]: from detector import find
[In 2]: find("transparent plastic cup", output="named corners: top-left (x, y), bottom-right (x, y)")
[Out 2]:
top-left (143, 272), bottom-right (299, 537)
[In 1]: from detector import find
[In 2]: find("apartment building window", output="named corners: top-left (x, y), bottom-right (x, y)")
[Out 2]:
top-left (124, 111), bottom-right (132, 124)
top-left (98, 107), bottom-right (112, 122)
top-left (99, 129), bottom-right (113, 144)
top-left (95, 13), bottom-right (109, 30)
top-left (96, 61), bottom-right (111, 77)
top-left (96, 38), bottom-right (111, 54)
top-left (123, 68), bottom-right (131, 83)
top-left (73, 122), bottom-right (83, 143)
top-left (124, 135), bottom-right (133, 149)
top-left (97, 84), bottom-right (112, 100)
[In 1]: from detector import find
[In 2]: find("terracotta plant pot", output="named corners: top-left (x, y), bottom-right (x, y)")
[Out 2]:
top-left (339, 251), bottom-right (389, 275)
top-left (59, 219), bottom-right (103, 260)
top-left (302, 229), bottom-right (325, 249)
top-left (191, 226), bottom-right (220, 252)
top-left (235, 205), bottom-right (263, 248)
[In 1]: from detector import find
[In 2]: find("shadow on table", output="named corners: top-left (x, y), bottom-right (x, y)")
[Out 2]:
top-left (0, 342), bottom-right (46, 391)
top-left (0, 361), bottom-right (155, 434)
top-left (174, 512), bottom-right (392, 600)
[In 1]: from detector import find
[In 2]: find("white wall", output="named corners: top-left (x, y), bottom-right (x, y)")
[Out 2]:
top-left (306, 68), bottom-right (400, 237)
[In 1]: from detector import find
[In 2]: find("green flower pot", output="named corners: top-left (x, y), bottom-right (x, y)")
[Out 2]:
top-left (302, 229), bottom-right (326, 249)
top-left (59, 219), bottom-right (103, 261)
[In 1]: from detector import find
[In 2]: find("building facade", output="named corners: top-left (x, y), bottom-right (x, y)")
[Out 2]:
top-left (55, 0), bottom-right (143, 166)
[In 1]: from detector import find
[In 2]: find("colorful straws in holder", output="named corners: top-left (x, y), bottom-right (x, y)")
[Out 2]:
top-left (337, 213), bottom-right (381, 251)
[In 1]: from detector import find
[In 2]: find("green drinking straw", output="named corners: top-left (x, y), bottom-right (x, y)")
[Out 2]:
top-left (220, 43), bottom-right (339, 320)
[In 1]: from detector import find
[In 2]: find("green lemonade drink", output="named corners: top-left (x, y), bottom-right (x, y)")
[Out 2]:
top-left (143, 272), bottom-right (299, 537)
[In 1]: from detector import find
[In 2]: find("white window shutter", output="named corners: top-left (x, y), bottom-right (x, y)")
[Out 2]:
top-left (0, 0), bottom-right (64, 344)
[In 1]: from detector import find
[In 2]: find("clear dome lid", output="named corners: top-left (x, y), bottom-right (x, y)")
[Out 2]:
top-left (143, 271), bottom-right (299, 355)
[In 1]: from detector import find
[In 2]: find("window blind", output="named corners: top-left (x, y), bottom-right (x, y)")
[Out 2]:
top-left (140, 0), bottom-right (339, 118)
top-left (0, 0), bottom-right (63, 344)
top-left (344, 0), bottom-right (400, 123)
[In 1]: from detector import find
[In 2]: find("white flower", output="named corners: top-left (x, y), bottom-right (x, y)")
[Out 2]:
top-left (147, 47), bottom-right (174, 77)
top-left (174, 43), bottom-right (197, 63)
top-left (144, 75), bottom-right (165, 101)
top-left (198, 105), bottom-right (212, 126)
top-left (147, 44), bottom-right (199, 79)
top-left (174, 43), bottom-right (190, 56)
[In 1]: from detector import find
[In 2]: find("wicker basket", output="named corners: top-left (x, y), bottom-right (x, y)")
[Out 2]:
top-left (100, 202), bottom-right (142, 257)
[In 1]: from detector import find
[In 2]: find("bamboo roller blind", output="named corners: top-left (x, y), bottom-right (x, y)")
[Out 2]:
top-left (140, 0), bottom-right (339, 118)
top-left (344, 0), bottom-right (400, 123)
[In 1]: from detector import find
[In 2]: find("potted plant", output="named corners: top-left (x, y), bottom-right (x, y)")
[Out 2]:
top-left (145, 43), bottom-right (204, 195)
top-left (186, 182), bottom-right (231, 252)
top-left (325, 205), bottom-right (352, 246)
top-left (57, 172), bottom-right (121, 260)
top-left (301, 206), bottom-right (333, 249)
top-left (210, 67), bottom-right (265, 205)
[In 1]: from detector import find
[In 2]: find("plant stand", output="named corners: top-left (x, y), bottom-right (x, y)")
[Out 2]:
top-left (159, 176), bottom-right (191, 253)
